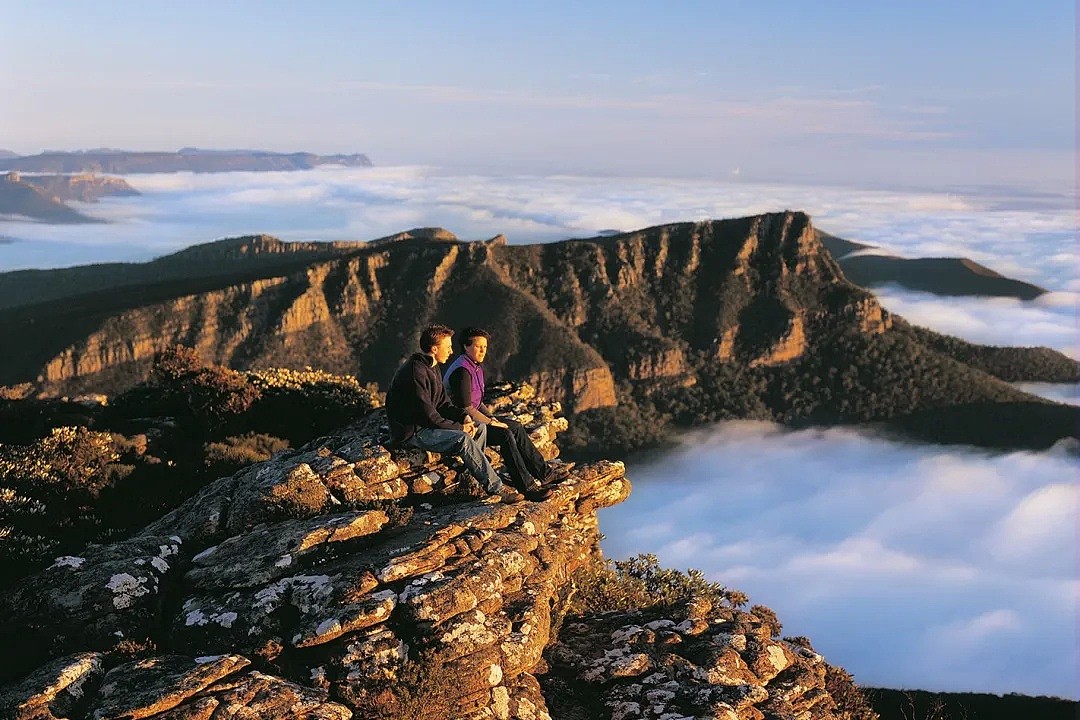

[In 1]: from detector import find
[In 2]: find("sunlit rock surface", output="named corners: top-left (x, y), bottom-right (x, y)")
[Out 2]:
top-left (2, 384), bottom-right (865, 719)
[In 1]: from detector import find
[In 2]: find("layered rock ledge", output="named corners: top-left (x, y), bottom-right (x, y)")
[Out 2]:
top-left (1, 385), bottom-right (868, 720)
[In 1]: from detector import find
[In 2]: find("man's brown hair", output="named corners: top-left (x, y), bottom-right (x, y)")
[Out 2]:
top-left (419, 323), bottom-right (454, 352)
top-left (459, 326), bottom-right (491, 350)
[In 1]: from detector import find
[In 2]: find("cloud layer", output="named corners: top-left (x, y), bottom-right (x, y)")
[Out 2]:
top-left (599, 423), bottom-right (1079, 697)
top-left (875, 287), bottom-right (1079, 359)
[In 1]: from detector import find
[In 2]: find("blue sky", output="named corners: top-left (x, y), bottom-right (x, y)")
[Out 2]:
top-left (0, 1), bottom-right (1075, 187)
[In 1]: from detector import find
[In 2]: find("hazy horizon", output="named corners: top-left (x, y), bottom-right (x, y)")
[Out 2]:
top-left (2, 2), bottom-right (1074, 192)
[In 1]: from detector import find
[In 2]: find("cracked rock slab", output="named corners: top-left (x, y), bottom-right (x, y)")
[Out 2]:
top-left (0, 652), bottom-right (104, 720)
top-left (156, 671), bottom-right (352, 720)
top-left (91, 655), bottom-right (249, 720)
top-left (186, 509), bottom-right (387, 589)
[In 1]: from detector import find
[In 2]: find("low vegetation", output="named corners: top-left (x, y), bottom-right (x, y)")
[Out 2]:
top-left (865, 688), bottom-right (1076, 720)
top-left (568, 552), bottom-right (748, 615)
top-left (0, 346), bottom-right (381, 588)
top-left (562, 323), bottom-right (1077, 459)
top-left (902, 322), bottom-right (1080, 383)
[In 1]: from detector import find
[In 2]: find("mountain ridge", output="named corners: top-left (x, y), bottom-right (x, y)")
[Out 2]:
top-left (814, 229), bottom-right (1047, 299)
top-left (0, 173), bottom-right (104, 224)
top-left (0, 149), bottom-right (374, 174)
top-left (0, 212), bottom-right (1075, 450)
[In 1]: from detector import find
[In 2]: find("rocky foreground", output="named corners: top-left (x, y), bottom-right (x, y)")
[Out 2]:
top-left (1, 386), bottom-right (868, 720)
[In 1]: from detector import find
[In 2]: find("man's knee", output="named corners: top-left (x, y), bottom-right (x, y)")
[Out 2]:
top-left (508, 419), bottom-right (530, 441)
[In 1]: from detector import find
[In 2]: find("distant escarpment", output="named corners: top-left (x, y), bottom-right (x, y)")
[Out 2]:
top-left (0, 148), bottom-right (373, 174)
top-left (17, 173), bottom-right (140, 203)
top-left (1, 212), bottom-right (1076, 449)
top-left (816, 230), bottom-right (1047, 299)
top-left (0, 172), bottom-right (106, 224)
top-left (0, 383), bottom-right (875, 720)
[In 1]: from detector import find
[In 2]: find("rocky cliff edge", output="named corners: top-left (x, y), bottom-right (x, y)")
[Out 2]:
top-left (0, 385), bottom-right (869, 720)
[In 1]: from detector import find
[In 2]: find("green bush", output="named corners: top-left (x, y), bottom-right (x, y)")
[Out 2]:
top-left (824, 665), bottom-right (882, 720)
top-left (244, 367), bottom-right (380, 443)
top-left (112, 346), bottom-right (261, 437)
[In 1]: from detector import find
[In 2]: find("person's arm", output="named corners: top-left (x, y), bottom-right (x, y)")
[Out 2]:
top-left (449, 367), bottom-right (496, 424)
top-left (414, 365), bottom-right (462, 431)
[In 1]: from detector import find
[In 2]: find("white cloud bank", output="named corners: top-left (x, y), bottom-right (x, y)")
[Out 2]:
top-left (599, 423), bottom-right (1079, 697)
top-left (875, 288), bottom-right (1079, 359)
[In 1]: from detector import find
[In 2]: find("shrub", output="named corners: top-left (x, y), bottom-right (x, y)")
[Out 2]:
top-left (0, 427), bottom-right (128, 581)
top-left (244, 367), bottom-right (380, 442)
top-left (825, 664), bottom-right (880, 720)
top-left (569, 553), bottom-right (747, 615)
top-left (204, 432), bottom-right (290, 476)
top-left (347, 649), bottom-right (456, 720)
top-left (115, 346), bottom-right (261, 437)
top-left (750, 603), bottom-right (782, 638)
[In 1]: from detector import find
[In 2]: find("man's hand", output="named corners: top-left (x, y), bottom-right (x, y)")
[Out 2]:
top-left (463, 418), bottom-right (476, 435)
top-left (489, 419), bottom-right (508, 428)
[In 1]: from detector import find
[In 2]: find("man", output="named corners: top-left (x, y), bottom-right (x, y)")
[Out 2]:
top-left (386, 323), bottom-right (515, 501)
top-left (444, 327), bottom-right (560, 501)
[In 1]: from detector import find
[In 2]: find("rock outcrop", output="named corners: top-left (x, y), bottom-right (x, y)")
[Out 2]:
top-left (0, 386), bottom-right (870, 720)
top-left (544, 603), bottom-right (848, 720)
top-left (17, 173), bottom-right (140, 203)
top-left (0, 172), bottom-right (104, 224)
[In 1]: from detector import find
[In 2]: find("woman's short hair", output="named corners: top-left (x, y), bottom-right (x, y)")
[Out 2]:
top-left (459, 326), bottom-right (491, 349)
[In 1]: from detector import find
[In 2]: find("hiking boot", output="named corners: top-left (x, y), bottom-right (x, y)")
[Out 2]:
top-left (493, 486), bottom-right (525, 503)
top-left (523, 485), bottom-right (553, 502)
top-left (541, 461), bottom-right (574, 486)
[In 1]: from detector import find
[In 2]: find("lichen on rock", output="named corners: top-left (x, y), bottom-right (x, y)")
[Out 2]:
top-left (0, 382), bottom-right (872, 720)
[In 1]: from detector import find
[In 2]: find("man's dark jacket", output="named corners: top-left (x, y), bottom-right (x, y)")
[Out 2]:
top-left (386, 353), bottom-right (467, 443)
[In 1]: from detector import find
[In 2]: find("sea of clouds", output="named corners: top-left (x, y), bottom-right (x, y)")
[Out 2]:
top-left (2, 166), bottom-right (1076, 696)
top-left (601, 423), bottom-right (1078, 697)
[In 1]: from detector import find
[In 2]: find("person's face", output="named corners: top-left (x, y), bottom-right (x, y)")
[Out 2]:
top-left (465, 336), bottom-right (488, 364)
top-left (431, 335), bottom-right (454, 364)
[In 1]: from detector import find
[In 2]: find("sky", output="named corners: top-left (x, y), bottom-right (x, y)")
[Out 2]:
top-left (1, 1), bottom-right (1075, 189)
